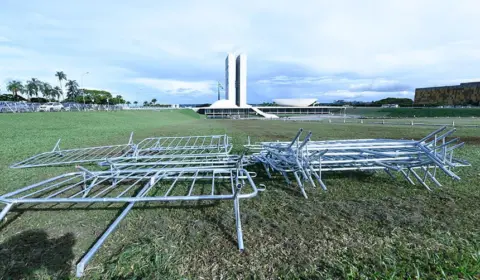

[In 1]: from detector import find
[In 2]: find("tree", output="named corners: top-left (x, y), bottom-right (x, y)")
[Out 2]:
top-left (40, 82), bottom-right (54, 100)
top-left (7, 80), bottom-right (24, 101)
top-left (133, 101), bottom-right (138, 105)
top-left (25, 79), bottom-right (39, 99)
top-left (65, 80), bottom-right (79, 100)
top-left (52, 86), bottom-right (62, 101)
top-left (371, 97), bottom-right (414, 107)
top-left (111, 94), bottom-right (125, 104)
top-left (33, 78), bottom-right (42, 95)
top-left (333, 100), bottom-right (347, 106)
top-left (55, 71), bottom-right (67, 100)
top-left (151, 98), bottom-right (157, 105)
top-left (126, 101), bottom-right (131, 105)
top-left (81, 89), bottom-right (113, 104)
top-left (143, 101), bottom-right (148, 106)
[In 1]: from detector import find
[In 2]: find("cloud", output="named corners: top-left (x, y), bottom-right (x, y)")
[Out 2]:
top-left (130, 78), bottom-right (217, 96)
top-left (255, 75), bottom-right (412, 94)
top-left (0, 45), bottom-right (29, 56)
top-left (321, 90), bottom-right (413, 100)
top-left (257, 76), bottom-right (343, 85)
top-left (348, 79), bottom-right (412, 92)
top-left (0, 0), bottom-right (479, 103)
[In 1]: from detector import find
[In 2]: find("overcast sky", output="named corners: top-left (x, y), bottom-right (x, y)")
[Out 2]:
top-left (1, 0), bottom-right (479, 104)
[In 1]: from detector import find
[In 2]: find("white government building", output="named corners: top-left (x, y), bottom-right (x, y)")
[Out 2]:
top-left (197, 53), bottom-right (344, 119)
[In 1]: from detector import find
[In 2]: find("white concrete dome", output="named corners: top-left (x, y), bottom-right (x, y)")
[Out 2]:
top-left (209, 99), bottom-right (238, 108)
top-left (273, 98), bottom-right (317, 107)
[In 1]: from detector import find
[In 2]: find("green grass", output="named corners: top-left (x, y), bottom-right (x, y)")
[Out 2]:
top-left (0, 111), bottom-right (479, 279)
top-left (345, 107), bottom-right (388, 117)
top-left (322, 117), bottom-right (480, 126)
top-left (382, 108), bottom-right (480, 118)
top-left (347, 107), bottom-right (480, 118)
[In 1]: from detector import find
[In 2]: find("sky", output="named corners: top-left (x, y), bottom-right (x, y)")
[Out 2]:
top-left (1, 0), bottom-right (480, 104)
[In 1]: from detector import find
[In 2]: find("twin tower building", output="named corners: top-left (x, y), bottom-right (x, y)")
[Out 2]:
top-left (225, 53), bottom-right (248, 108)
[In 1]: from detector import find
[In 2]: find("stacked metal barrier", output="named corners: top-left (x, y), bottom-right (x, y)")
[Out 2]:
top-left (10, 133), bottom-right (232, 168)
top-left (0, 101), bottom-right (34, 113)
top-left (0, 101), bottom-right (125, 113)
top-left (2, 133), bottom-right (255, 277)
top-left (245, 127), bottom-right (469, 198)
top-left (0, 128), bottom-right (470, 277)
top-left (0, 167), bottom-right (258, 277)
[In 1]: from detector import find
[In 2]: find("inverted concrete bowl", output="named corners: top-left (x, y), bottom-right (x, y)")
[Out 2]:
top-left (273, 98), bottom-right (317, 107)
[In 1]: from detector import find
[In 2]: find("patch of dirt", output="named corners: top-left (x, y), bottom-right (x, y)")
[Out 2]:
top-left (459, 136), bottom-right (480, 145)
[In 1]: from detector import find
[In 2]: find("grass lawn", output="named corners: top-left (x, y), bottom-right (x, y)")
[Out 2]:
top-left (333, 117), bottom-right (480, 126)
top-left (0, 110), bottom-right (479, 279)
top-left (346, 107), bottom-right (480, 118)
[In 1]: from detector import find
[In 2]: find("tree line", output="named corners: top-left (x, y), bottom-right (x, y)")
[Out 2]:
top-left (123, 98), bottom-right (174, 107)
top-left (330, 98), bottom-right (414, 107)
top-left (1, 71), bottom-right (125, 104)
top-left (252, 98), bottom-right (415, 107)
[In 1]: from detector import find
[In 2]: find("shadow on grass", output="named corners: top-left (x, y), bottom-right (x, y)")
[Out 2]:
top-left (0, 230), bottom-right (75, 279)
top-left (1, 200), bottom-right (221, 231)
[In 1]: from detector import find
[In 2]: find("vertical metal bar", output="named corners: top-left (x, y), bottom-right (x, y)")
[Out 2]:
top-left (287, 129), bottom-right (303, 149)
top-left (52, 139), bottom-right (62, 152)
top-left (70, 176), bottom-right (114, 198)
top-left (45, 180), bottom-right (88, 199)
top-left (187, 170), bottom-right (199, 196)
top-left (20, 176), bottom-right (81, 199)
top-left (83, 177), bottom-right (99, 198)
top-left (116, 172), bottom-right (153, 198)
top-left (0, 203), bottom-right (14, 222)
top-left (294, 172), bottom-right (308, 199)
top-left (418, 126), bottom-right (446, 143)
top-left (229, 170), bottom-right (235, 194)
top-left (400, 169), bottom-right (415, 185)
top-left (92, 171), bottom-right (137, 198)
top-left (422, 167), bottom-right (429, 182)
top-left (309, 165), bottom-right (327, 191)
top-left (232, 176), bottom-right (244, 251)
top-left (422, 167), bottom-right (442, 187)
top-left (281, 171), bottom-right (291, 185)
top-left (75, 181), bottom-right (152, 277)
top-left (225, 135), bottom-right (229, 153)
top-left (164, 171), bottom-right (183, 197)
top-left (409, 168), bottom-right (432, 191)
top-left (263, 163), bottom-right (272, 179)
top-left (211, 171), bottom-right (216, 195)
top-left (384, 169), bottom-right (396, 180)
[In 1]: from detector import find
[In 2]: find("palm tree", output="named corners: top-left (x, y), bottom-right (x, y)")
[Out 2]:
top-left (55, 71), bottom-right (67, 100)
top-left (65, 80), bottom-right (79, 100)
top-left (7, 80), bottom-right (24, 100)
top-left (151, 98), bottom-right (157, 105)
top-left (115, 95), bottom-right (124, 104)
top-left (33, 78), bottom-right (42, 95)
top-left (25, 79), bottom-right (39, 99)
top-left (52, 86), bottom-right (62, 101)
top-left (133, 101), bottom-right (138, 106)
top-left (126, 101), bottom-right (131, 105)
top-left (40, 82), bottom-right (53, 100)
top-left (143, 101), bottom-right (148, 106)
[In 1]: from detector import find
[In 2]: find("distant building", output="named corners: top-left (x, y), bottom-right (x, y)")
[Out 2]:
top-left (415, 82), bottom-right (480, 106)
top-left (235, 54), bottom-right (247, 107)
top-left (225, 54), bottom-right (236, 104)
top-left (381, 104), bottom-right (399, 108)
top-left (197, 53), bottom-right (344, 119)
top-left (218, 53), bottom-right (248, 108)
top-left (273, 98), bottom-right (317, 107)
